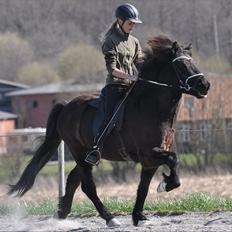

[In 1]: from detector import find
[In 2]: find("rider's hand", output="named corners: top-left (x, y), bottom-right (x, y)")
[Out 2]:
top-left (128, 75), bottom-right (138, 82)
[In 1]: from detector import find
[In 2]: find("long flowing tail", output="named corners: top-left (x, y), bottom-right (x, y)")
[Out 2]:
top-left (8, 102), bottom-right (65, 197)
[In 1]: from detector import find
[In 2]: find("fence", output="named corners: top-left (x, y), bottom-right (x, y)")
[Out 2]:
top-left (0, 129), bottom-right (65, 199)
top-left (0, 128), bottom-right (232, 198)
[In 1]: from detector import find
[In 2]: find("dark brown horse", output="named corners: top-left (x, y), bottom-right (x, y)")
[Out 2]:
top-left (9, 35), bottom-right (210, 227)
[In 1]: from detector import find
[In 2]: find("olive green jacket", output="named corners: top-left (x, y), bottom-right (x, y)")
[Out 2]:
top-left (102, 25), bottom-right (143, 85)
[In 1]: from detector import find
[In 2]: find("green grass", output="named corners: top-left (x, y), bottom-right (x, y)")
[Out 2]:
top-left (179, 153), bottom-right (232, 168)
top-left (1, 193), bottom-right (232, 216)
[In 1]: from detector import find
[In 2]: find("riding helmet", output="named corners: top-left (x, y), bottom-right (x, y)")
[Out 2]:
top-left (115, 3), bottom-right (142, 24)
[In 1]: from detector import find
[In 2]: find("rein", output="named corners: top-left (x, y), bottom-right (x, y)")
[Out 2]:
top-left (139, 55), bottom-right (204, 92)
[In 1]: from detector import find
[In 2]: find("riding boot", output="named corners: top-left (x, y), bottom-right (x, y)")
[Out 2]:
top-left (85, 84), bottom-right (128, 166)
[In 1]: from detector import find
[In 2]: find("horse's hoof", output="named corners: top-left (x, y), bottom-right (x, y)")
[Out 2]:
top-left (137, 219), bottom-right (149, 226)
top-left (132, 212), bottom-right (147, 226)
top-left (157, 180), bottom-right (167, 193)
top-left (107, 218), bottom-right (121, 228)
top-left (56, 210), bottom-right (68, 219)
top-left (53, 212), bottom-right (65, 219)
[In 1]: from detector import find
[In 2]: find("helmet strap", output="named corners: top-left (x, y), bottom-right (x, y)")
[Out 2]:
top-left (117, 19), bottom-right (127, 34)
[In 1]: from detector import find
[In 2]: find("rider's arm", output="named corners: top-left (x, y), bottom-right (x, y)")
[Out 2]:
top-left (112, 68), bottom-right (136, 81)
top-left (102, 40), bottom-right (137, 82)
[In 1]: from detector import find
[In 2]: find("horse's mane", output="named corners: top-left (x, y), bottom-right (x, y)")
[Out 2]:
top-left (140, 35), bottom-right (174, 77)
top-left (143, 35), bottom-right (174, 63)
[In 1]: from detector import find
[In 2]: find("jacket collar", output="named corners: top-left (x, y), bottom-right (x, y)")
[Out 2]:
top-left (115, 24), bottom-right (129, 40)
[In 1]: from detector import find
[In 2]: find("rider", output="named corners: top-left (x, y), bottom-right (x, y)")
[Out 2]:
top-left (85, 3), bottom-right (144, 165)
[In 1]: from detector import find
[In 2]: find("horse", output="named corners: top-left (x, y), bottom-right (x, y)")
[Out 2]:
top-left (8, 35), bottom-right (210, 227)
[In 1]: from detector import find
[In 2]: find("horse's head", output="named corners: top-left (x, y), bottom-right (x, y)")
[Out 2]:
top-left (170, 41), bottom-right (210, 98)
top-left (142, 35), bottom-right (210, 98)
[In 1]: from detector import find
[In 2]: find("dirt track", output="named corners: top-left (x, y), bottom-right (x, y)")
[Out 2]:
top-left (0, 211), bottom-right (232, 232)
top-left (1, 174), bottom-right (232, 231)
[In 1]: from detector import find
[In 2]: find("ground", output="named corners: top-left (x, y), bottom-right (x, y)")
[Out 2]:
top-left (0, 212), bottom-right (232, 231)
top-left (0, 174), bottom-right (232, 231)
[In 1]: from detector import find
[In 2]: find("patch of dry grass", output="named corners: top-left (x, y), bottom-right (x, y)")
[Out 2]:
top-left (1, 174), bottom-right (232, 204)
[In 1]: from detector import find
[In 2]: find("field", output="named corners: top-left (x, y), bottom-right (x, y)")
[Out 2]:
top-left (1, 174), bottom-right (232, 231)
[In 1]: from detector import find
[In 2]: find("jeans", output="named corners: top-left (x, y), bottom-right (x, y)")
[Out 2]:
top-left (101, 83), bottom-right (129, 123)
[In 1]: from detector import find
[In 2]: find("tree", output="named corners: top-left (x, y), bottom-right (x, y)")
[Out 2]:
top-left (18, 62), bottom-right (60, 86)
top-left (57, 43), bottom-right (104, 83)
top-left (0, 32), bottom-right (34, 82)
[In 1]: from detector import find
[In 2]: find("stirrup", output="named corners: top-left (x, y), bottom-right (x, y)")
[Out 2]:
top-left (85, 148), bottom-right (101, 166)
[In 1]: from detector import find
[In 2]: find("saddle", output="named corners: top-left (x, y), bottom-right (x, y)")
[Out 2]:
top-left (87, 97), bottom-right (125, 137)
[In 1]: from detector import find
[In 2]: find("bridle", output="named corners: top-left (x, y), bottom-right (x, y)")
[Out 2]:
top-left (139, 55), bottom-right (204, 92)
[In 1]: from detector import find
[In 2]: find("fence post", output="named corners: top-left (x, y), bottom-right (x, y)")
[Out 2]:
top-left (58, 140), bottom-right (65, 198)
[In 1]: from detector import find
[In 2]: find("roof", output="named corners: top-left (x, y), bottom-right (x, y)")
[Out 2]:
top-left (0, 111), bottom-right (18, 120)
top-left (7, 81), bottom-right (104, 96)
top-left (8, 127), bottom-right (46, 135)
top-left (0, 79), bottom-right (29, 89)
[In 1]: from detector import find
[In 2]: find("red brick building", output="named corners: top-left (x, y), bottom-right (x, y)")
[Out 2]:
top-left (176, 74), bottom-right (232, 152)
top-left (8, 81), bottom-right (103, 128)
top-left (0, 111), bottom-right (17, 154)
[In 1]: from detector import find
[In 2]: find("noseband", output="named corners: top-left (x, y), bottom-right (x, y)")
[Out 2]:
top-left (139, 55), bottom-right (204, 92)
top-left (172, 55), bottom-right (204, 91)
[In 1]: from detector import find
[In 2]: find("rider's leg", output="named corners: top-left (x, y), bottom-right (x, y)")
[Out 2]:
top-left (85, 84), bottom-right (127, 165)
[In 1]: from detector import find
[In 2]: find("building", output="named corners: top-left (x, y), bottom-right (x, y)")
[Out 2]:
top-left (0, 111), bottom-right (18, 154)
top-left (0, 79), bottom-right (29, 112)
top-left (0, 80), bottom-right (28, 153)
top-left (176, 74), bottom-right (232, 153)
top-left (7, 80), bottom-right (103, 128)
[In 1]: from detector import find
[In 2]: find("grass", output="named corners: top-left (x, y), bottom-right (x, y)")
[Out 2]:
top-left (1, 193), bottom-right (232, 216)
top-left (1, 152), bottom-right (232, 182)
top-left (179, 153), bottom-right (232, 168)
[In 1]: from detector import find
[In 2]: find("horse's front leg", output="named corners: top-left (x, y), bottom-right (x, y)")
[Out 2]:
top-left (154, 150), bottom-right (181, 192)
top-left (79, 164), bottom-right (120, 228)
top-left (132, 166), bottom-right (157, 226)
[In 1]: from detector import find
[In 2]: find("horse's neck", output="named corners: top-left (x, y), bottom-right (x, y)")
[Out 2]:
top-left (137, 61), bottom-right (182, 125)
top-left (131, 84), bottom-right (182, 126)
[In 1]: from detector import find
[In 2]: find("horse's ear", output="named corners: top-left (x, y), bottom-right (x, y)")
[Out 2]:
top-left (171, 41), bottom-right (179, 53)
top-left (185, 43), bottom-right (192, 50)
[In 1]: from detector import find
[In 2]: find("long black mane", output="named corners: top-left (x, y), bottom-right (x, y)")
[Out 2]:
top-left (139, 35), bottom-right (174, 81)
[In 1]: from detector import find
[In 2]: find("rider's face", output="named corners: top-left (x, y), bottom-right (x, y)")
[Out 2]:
top-left (118, 19), bottom-right (135, 34)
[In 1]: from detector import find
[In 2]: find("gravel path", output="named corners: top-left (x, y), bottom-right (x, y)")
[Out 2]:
top-left (1, 211), bottom-right (232, 232)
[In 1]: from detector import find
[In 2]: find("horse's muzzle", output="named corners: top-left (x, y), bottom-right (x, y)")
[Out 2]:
top-left (195, 78), bottom-right (210, 98)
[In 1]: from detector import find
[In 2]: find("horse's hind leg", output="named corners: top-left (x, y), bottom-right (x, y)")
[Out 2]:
top-left (58, 165), bottom-right (81, 219)
top-left (79, 164), bottom-right (120, 227)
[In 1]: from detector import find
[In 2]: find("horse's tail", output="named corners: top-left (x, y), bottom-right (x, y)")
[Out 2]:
top-left (8, 102), bottom-right (65, 197)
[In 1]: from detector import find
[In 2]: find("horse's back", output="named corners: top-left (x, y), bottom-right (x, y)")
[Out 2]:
top-left (57, 93), bottom-right (100, 146)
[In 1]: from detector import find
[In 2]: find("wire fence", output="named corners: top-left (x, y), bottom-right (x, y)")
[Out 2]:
top-left (0, 128), bottom-right (232, 185)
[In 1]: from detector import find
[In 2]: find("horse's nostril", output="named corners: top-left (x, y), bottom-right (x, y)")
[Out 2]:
top-left (197, 82), bottom-right (204, 89)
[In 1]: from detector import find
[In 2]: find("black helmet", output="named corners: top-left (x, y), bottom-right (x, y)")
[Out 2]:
top-left (115, 3), bottom-right (142, 24)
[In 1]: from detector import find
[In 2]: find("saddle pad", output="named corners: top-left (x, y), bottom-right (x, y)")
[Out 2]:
top-left (88, 98), bottom-right (125, 137)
